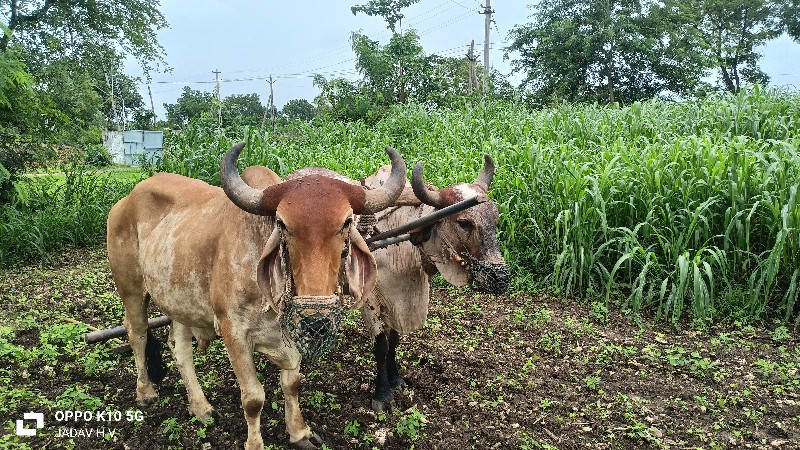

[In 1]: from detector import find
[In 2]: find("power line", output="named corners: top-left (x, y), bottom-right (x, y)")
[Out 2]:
top-left (418, 10), bottom-right (475, 35)
top-left (447, 0), bottom-right (476, 11)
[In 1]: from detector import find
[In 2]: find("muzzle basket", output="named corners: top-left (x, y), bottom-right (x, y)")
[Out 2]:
top-left (281, 295), bottom-right (347, 362)
top-left (469, 260), bottom-right (510, 295)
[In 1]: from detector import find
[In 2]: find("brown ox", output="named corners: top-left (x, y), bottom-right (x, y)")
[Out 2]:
top-left (106, 143), bottom-right (406, 449)
top-left (360, 156), bottom-right (510, 411)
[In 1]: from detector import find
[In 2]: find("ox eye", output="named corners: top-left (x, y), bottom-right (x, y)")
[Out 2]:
top-left (456, 219), bottom-right (474, 231)
top-left (342, 218), bottom-right (353, 230)
top-left (276, 219), bottom-right (286, 231)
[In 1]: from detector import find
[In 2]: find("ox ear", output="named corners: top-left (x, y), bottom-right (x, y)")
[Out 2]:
top-left (257, 227), bottom-right (286, 315)
top-left (345, 227), bottom-right (378, 309)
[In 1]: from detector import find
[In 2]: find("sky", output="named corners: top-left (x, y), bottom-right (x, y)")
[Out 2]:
top-left (124, 1), bottom-right (800, 119)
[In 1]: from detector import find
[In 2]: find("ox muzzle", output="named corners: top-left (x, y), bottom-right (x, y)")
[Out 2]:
top-left (469, 259), bottom-right (510, 295)
top-left (281, 294), bottom-right (347, 362)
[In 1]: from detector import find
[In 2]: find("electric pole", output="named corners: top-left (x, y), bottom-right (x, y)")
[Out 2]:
top-left (147, 83), bottom-right (156, 128)
top-left (480, 1), bottom-right (493, 91)
top-left (212, 69), bottom-right (222, 128)
top-left (467, 40), bottom-right (477, 95)
top-left (262, 76), bottom-right (276, 132)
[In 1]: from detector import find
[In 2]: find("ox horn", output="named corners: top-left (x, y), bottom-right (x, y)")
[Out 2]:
top-left (474, 154), bottom-right (495, 191)
top-left (362, 146), bottom-right (407, 213)
top-left (411, 160), bottom-right (446, 208)
top-left (220, 142), bottom-right (270, 215)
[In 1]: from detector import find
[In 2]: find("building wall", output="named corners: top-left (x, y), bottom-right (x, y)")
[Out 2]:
top-left (102, 131), bottom-right (125, 165)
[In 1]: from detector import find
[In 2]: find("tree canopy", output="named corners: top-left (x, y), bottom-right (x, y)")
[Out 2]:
top-left (675, 0), bottom-right (789, 93)
top-left (506, 0), bottom-right (709, 104)
top-left (506, 0), bottom-right (796, 103)
top-left (351, 0), bottom-right (420, 32)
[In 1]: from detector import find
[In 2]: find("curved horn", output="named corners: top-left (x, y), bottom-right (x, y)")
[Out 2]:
top-left (411, 160), bottom-right (446, 208)
top-left (362, 146), bottom-right (407, 213)
top-left (475, 154), bottom-right (495, 190)
top-left (220, 142), bottom-right (270, 215)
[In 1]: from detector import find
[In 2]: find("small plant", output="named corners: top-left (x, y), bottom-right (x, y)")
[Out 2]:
top-left (589, 301), bottom-right (609, 324)
top-left (161, 417), bottom-right (184, 442)
top-left (395, 406), bottom-right (427, 443)
top-left (584, 375), bottom-right (601, 391)
top-left (344, 419), bottom-right (360, 437)
top-left (771, 325), bottom-right (790, 341)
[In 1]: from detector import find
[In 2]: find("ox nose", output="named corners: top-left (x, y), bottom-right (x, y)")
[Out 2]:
top-left (470, 260), bottom-right (510, 295)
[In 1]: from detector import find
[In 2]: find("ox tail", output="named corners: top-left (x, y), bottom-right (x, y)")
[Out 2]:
top-left (145, 330), bottom-right (167, 383)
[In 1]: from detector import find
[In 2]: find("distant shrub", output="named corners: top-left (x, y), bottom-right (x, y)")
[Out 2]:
top-left (82, 144), bottom-right (113, 167)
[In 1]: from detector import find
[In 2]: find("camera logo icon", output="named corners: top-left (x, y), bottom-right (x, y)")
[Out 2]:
top-left (16, 412), bottom-right (44, 436)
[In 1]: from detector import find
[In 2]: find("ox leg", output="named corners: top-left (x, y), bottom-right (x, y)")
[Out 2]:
top-left (222, 333), bottom-right (265, 450)
top-left (372, 331), bottom-right (393, 413)
top-left (123, 296), bottom-right (158, 406)
top-left (280, 366), bottom-right (323, 449)
top-left (386, 329), bottom-right (406, 390)
top-left (167, 321), bottom-right (214, 422)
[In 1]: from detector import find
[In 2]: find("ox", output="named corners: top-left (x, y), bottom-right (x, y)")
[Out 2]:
top-left (359, 155), bottom-right (510, 412)
top-left (106, 143), bottom-right (406, 449)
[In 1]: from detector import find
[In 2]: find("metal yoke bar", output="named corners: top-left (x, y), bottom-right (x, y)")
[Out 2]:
top-left (365, 196), bottom-right (482, 248)
top-left (85, 315), bottom-right (172, 343)
top-left (367, 233), bottom-right (412, 250)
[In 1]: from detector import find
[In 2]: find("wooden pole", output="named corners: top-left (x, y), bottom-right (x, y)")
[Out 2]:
top-left (467, 40), bottom-right (477, 95)
top-left (481, 0), bottom-right (493, 91)
top-left (213, 69), bottom-right (222, 128)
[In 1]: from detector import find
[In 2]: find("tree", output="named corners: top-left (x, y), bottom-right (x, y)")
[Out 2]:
top-left (1, 0), bottom-right (167, 72)
top-left (671, 0), bottom-right (787, 93)
top-left (221, 93), bottom-right (266, 129)
top-left (313, 75), bottom-right (381, 122)
top-left (0, 0), bottom-right (168, 202)
top-left (784, 1), bottom-right (800, 41)
top-left (351, 0), bottom-right (420, 32)
top-left (506, 0), bottom-right (709, 105)
top-left (281, 99), bottom-right (316, 121)
top-left (129, 108), bottom-right (157, 130)
top-left (164, 87), bottom-right (214, 129)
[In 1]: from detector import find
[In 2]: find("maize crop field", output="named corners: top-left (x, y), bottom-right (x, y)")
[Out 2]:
top-left (149, 86), bottom-right (800, 326)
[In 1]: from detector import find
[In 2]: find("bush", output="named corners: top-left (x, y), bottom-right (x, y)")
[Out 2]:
top-left (82, 144), bottom-right (113, 167)
top-left (0, 166), bottom-right (139, 267)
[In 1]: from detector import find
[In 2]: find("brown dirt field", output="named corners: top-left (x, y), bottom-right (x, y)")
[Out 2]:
top-left (1, 244), bottom-right (798, 449)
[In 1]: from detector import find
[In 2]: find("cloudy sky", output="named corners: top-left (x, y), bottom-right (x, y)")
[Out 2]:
top-left (125, 1), bottom-right (800, 119)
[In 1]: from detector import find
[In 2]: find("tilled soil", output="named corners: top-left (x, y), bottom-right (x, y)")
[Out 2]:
top-left (1, 245), bottom-right (798, 449)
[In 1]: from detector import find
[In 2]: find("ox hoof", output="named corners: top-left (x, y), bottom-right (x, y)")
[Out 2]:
top-left (371, 398), bottom-right (394, 414)
top-left (136, 392), bottom-right (158, 407)
top-left (190, 405), bottom-right (215, 423)
top-left (291, 432), bottom-right (323, 449)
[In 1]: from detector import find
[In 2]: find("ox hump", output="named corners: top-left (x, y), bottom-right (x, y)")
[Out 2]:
top-left (287, 168), bottom-right (358, 185)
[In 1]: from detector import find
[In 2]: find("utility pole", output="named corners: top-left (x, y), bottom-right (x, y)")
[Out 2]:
top-left (212, 69), bottom-right (222, 128)
top-left (261, 76), bottom-right (276, 132)
top-left (480, 0), bottom-right (493, 91)
top-left (147, 83), bottom-right (156, 128)
top-left (105, 73), bottom-right (118, 129)
top-left (467, 40), bottom-right (477, 95)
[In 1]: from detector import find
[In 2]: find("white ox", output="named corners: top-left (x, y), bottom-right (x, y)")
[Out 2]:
top-left (360, 156), bottom-right (510, 411)
top-left (106, 143), bottom-right (406, 449)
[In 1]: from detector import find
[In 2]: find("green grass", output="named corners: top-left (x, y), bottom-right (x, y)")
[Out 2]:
top-left (0, 166), bottom-right (142, 267)
top-left (147, 86), bottom-right (800, 325)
